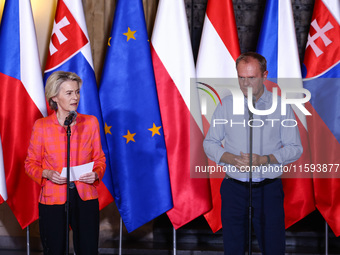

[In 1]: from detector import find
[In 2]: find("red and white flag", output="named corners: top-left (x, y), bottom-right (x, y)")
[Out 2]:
top-left (0, 0), bottom-right (47, 228)
top-left (151, 0), bottom-right (212, 229)
top-left (196, 0), bottom-right (241, 232)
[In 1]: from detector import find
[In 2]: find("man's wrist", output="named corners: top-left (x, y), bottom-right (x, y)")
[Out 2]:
top-left (261, 155), bottom-right (270, 165)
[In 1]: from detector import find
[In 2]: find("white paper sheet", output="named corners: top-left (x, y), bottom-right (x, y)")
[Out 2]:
top-left (61, 161), bottom-right (94, 182)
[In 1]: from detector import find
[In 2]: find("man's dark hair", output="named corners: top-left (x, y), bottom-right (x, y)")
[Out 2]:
top-left (236, 52), bottom-right (267, 73)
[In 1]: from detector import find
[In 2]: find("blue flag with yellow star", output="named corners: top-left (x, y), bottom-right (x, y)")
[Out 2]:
top-left (99, 0), bottom-right (173, 232)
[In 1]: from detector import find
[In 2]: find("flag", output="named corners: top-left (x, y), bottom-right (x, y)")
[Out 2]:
top-left (99, 0), bottom-right (173, 232)
top-left (0, 0), bottom-right (47, 228)
top-left (256, 0), bottom-right (315, 228)
top-left (196, 0), bottom-right (240, 233)
top-left (151, 0), bottom-right (211, 229)
top-left (44, 0), bottom-right (114, 209)
top-left (0, 134), bottom-right (7, 204)
top-left (302, 0), bottom-right (340, 236)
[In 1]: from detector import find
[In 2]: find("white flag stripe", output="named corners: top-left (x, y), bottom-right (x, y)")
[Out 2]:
top-left (277, 0), bottom-right (307, 129)
top-left (19, 0), bottom-right (47, 117)
top-left (0, 135), bottom-right (7, 201)
top-left (323, 0), bottom-right (340, 24)
top-left (196, 17), bottom-right (238, 78)
top-left (278, 0), bottom-right (301, 78)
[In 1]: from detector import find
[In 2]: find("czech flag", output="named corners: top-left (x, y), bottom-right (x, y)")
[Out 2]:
top-left (256, 0), bottom-right (315, 228)
top-left (0, 0), bottom-right (47, 228)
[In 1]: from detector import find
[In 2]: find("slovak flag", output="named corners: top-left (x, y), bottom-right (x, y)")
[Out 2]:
top-left (256, 0), bottom-right (315, 228)
top-left (0, 0), bottom-right (47, 228)
top-left (44, 0), bottom-right (114, 209)
top-left (302, 0), bottom-right (340, 236)
top-left (196, 0), bottom-right (241, 233)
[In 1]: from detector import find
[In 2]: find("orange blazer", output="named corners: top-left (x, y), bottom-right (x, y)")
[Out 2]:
top-left (25, 112), bottom-right (106, 205)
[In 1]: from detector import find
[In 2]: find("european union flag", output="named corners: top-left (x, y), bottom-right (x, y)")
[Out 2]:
top-left (99, 0), bottom-right (173, 232)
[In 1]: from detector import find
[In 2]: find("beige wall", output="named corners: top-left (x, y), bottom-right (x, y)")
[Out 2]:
top-left (0, 0), bottom-right (158, 245)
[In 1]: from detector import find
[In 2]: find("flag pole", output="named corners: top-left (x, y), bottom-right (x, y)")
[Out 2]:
top-left (119, 217), bottom-right (123, 255)
top-left (26, 225), bottom-right (30, 255)
top-left (325, 221), bottom-right (329, 255)
top-left (173, 226), bottom-right (177, 255)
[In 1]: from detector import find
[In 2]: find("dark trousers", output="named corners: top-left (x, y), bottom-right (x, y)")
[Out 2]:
top-left (220, 178), bottom-right (285, 255)
top-left (39, 188), bottom-right (99, 255)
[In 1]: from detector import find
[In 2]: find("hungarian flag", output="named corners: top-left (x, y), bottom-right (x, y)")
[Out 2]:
top-left (196, 0), bottom-right (240, 233)
top-left (151, 0), bottom-right (212, 229)
top-left (302, 0), bottom-right (340, 236)
top-left (44, 0), bottom-right (114, 209)
top-left (0, 135), bottom-right (7, 204)
top-left (256, 0), bottom-right (315, 228)
top-left (0, 0), bottom-right (47, 228)
top-left (99, 0), bottom-right (173, 232)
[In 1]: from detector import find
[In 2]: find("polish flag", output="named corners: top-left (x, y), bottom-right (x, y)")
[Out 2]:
top-left (196, 0), bottom-right (241, 232)
top-left (0, 0), bottom-right (47, 228)
top-left (151, 0), bottom-right (212, 229)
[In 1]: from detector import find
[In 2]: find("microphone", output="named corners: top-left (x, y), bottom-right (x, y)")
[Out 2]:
top-left (248, 96), bottom-right (256, 119)
top-left (64, 111), bottom-right (77, 126)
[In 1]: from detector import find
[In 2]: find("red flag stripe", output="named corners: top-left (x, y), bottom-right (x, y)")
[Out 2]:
top-left (206, 0), bottom-right (239, 61)
top-left (0, 74), bottom-right (43, 228)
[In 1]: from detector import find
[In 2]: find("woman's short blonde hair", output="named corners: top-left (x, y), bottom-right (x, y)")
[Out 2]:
top-left (45, 71), bottom-right (83, 111)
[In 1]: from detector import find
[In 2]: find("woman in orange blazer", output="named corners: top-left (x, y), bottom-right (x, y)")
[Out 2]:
top-left (25, 71), bottom-right (106, 255)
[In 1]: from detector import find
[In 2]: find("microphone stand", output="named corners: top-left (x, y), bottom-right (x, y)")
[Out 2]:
top-left (248, 99), bottom-right (254, 255)
top-left (65, 124), bottom-right (71, 255)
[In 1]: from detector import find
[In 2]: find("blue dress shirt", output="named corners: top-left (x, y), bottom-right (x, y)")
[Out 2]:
top-left (203, 86), bottom-right (303, 182)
